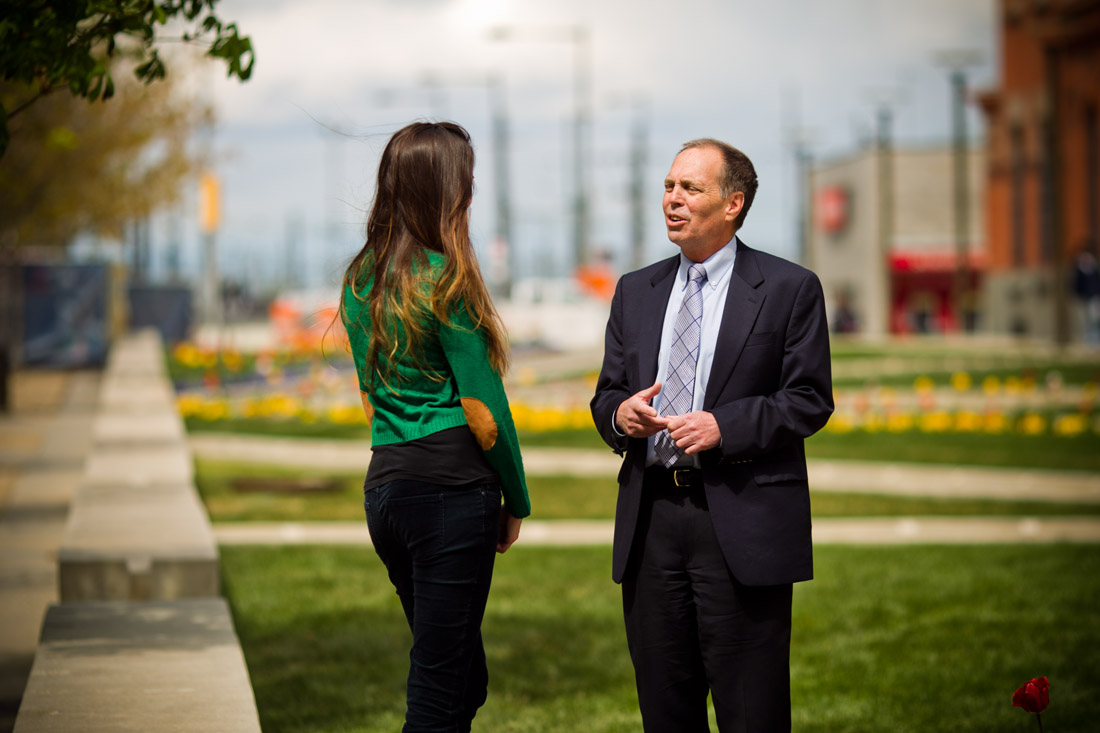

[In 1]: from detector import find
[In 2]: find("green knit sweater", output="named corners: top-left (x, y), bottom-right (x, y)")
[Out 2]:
top-left (342, 251), bottom-right (530, 518)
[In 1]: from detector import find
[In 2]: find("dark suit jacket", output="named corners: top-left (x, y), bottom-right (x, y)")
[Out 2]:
top-left (590, 239), bottom-right (834, 586)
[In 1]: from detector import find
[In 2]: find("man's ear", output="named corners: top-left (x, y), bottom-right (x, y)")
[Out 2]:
top-left (725, 191), bottom-right (745, 223)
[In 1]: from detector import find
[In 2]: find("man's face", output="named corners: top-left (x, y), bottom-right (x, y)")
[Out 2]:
top-left (663, 146), bottom-right (742, 259)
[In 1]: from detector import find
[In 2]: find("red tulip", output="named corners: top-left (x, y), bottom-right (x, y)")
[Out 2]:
top-left (1012, 676), bottom-right (1050, 714)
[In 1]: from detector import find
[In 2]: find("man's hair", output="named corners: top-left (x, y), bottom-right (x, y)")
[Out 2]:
top-left (680, 138), bottom-right (758, 230)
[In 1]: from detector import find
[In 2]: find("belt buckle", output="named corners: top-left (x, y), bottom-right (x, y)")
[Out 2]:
top-left (673, 468), bottom-right (693, 487)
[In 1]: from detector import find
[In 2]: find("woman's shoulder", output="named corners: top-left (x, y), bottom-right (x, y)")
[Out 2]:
top-left (342, 264), bottom-right (373, 325)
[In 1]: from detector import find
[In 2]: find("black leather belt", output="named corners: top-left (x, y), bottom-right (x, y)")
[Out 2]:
top-left (645, 466), bottom-right (702, 488)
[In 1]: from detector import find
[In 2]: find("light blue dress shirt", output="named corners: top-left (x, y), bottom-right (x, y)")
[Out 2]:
top-left (646, 238), bottom-right (737, 467)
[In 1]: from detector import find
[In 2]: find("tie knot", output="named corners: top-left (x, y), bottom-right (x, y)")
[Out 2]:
top-left (688, 264), bottom-right (707, 284)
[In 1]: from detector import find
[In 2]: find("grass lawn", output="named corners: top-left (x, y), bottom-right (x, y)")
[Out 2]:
top-left (221, 544), bottom-right (1100, 732)
top-left (805, 429), bottom-right (1100, 472)
top-left (194, 459), bottom-right (1100, 523)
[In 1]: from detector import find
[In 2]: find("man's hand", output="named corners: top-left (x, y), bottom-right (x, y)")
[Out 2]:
top-left (666, 411), bottom-right (721, 455)
top-left (497, 509), bottom-right (522, 554)
top-left (615, 381), bottom-right (668, 438)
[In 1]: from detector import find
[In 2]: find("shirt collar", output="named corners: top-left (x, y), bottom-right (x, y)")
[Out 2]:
top-left (677, 236), bottom-right (737, 291)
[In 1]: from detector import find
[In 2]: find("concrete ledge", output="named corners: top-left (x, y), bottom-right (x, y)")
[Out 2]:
top-left (103, 330), bottom-right (170, 378)
top-left (14, 599), bottom-right (261, 732)
top-left (82, 445), bottom-right (194, 488)
top-left (25, 331), bottom-right (260, 731)
top-left (59, 480), bottom-right (217, 602)
top-left (98, 377), bottom-right (178, 414)
top-left (58, 557), bottom-right (219, 604)
top-left (58, 331), bottom-right (213, 602)
top-left (92, 412), bottom-right (186, 447)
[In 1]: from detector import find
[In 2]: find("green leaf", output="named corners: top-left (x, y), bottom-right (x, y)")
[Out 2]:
top-left (0, 0), bottom-right (253, 135)
top-left (134, 53), bottom-right (167, 84)
top-left (184, 0), bottom-right (205, 20)
top-left (87, 73), bottom-right (104, 101)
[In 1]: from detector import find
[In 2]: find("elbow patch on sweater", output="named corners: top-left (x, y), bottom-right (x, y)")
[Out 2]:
top-left (359, 391), bottom-right (374, 426)
top-left (461, 398), bottom-right (498, 450)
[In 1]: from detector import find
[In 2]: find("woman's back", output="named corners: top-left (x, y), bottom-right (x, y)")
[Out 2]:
top-left (339, 121), bottom-right (529, 731)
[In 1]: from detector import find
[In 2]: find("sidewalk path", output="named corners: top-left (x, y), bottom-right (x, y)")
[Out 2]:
top-left (189, 434), bottom-right (1100, 503)
top-left (213, 516), bottom-right (1100, 547)
top-left (0, 371), bottom-right (99, 732)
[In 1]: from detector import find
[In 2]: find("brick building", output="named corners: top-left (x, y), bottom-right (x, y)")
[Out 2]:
top-left (977, 0), bottom-right (1100, 341)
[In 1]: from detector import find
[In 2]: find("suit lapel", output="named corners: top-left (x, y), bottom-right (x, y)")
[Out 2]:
top-left (638, 256), bottom-right (678, 387)
top-left (703, 240), bottom-right (765, 409)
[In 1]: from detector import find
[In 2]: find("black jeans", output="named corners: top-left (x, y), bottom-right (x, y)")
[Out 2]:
top-left (364, 479), bottom-right (501, 733)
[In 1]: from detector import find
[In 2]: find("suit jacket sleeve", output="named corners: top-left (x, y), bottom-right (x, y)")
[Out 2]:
top-left (590, 277), bottom-right (630, 456)
top-left (708, 269), bottom-right (833, 460)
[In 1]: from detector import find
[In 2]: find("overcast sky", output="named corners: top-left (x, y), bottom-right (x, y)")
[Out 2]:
top-left (175, 0), bottom-right (998, 293)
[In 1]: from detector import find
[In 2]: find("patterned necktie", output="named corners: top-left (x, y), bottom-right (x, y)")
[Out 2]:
top-left (654, 263), bottom-right (707, 467)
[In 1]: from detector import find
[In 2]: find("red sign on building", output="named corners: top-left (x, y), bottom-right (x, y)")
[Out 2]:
top-left (817, 185), bottom-right (849, 234)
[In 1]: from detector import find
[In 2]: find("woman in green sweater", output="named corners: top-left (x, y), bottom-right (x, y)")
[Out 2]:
top-left (339, 121), bottom-right (530, 732)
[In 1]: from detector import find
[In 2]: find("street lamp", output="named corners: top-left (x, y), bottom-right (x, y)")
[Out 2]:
top-left (488, 74), bottom-right (514, 298)
top-left (876, 102), bottom-right (895, 336)
top-left (607, 92), bottom-right (649, 271)
top-left (489, 24), bottom-right (593, 273)
top-left (782, 89), bottom-right (815, 268)
top-left (627, 96), bottom-right (648, 271)
top-left (935, 49), bottom-right (983, 332)
top-left (866, 86), bottom-right (906, 336)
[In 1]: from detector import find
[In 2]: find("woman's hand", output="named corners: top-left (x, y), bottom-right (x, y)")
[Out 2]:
top-left (497, 509), bottom-right (522, 553)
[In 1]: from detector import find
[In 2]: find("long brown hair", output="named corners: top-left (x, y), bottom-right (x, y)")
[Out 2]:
top-left (340, 121), bottom-right (509, 388)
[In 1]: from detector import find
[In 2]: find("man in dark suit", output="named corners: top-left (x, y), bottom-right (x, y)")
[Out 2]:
top-left (591, 138), bottom-right (833, 732)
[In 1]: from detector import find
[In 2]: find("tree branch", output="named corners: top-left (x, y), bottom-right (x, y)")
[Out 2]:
top-left (6, 87), bottom-right (61, 120)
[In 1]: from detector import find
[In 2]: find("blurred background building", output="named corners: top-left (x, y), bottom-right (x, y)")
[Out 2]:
top-left (808, 144), bottom-right (986, 336)
top-left (977, 0), bottom-right (1100, 343)
top-left (809, 0), bottom-right (1100, 342)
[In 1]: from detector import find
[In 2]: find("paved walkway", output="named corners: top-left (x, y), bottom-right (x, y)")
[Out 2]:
top-left (189, 433), bottom-right (1100, 503)
top-left (0, 371), bottom-right (99, 732)
top-left (213, 516), bottom-right (1100, 546)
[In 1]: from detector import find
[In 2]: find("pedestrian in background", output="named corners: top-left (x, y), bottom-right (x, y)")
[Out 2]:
top-left (339, 121), bottom-right (529, 732)
top-left (1072, 246), bottom-right (1100, 344)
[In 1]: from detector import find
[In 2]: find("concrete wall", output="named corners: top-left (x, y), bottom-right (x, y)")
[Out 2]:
top-left (15, 330), bottom-right (261, 732)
